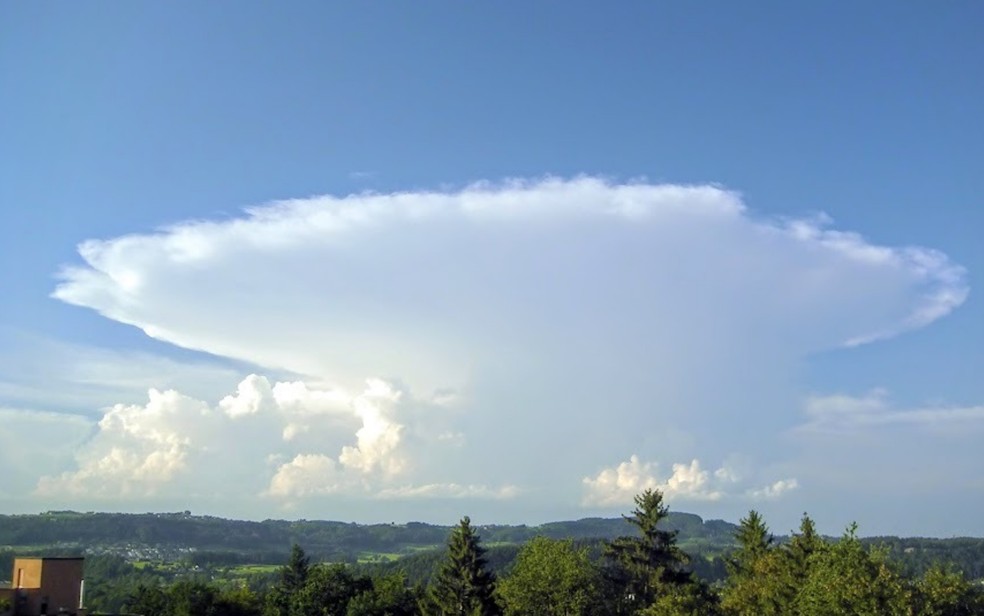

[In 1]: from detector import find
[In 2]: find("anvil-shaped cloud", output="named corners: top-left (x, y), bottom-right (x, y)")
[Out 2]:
top-left (43, 177), bottom-right (967, 518)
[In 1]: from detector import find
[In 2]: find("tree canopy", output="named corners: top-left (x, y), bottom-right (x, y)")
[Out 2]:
top-left (41, 491), bottom-right (984, 616)
top-left (498, 536), bottom-right (600, 616)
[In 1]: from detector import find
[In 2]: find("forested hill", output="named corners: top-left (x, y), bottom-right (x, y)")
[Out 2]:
top-left (5, 511), bottom-right (984, 584)
top-left (0, 510), bottom-right (736, 561)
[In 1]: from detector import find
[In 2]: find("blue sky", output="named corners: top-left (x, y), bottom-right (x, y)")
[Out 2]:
top-left (2, 2), bottom-right (983, 535)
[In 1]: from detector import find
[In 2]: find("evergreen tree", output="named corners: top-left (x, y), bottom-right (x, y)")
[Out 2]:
top-left (784, 512), bottom-right (826, 604)
top-left (265, 543), bottom-right (311, 616)
top-left (731, 510), bottom-right (772, 565)
top-left (787, 513), bottom-right (824, 581)
top-left (282, 543), bottom-right (311, 591)
top-left (720, 511), bottom-right (783, 616)
top-left (603, 489), bottom-right (693, 614)
top-left (426, 516), bottom-right (500, 616)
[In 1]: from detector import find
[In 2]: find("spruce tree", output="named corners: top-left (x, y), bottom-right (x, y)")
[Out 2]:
top-left (426, 516), bottom-right (500, 616)
top-left (265, 543), bottom-right (310, 616)
top-left (787, 513), bottom-right (824, 583)
top-left (282, 543), bottom-right (311, 592)
top-left (604, 489), bottom-right (692, 614)
top-left (721, 510), bottom-right (783, 616)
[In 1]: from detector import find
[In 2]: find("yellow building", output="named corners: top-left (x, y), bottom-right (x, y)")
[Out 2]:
top-left (0, 557), bottom-right (85, 616)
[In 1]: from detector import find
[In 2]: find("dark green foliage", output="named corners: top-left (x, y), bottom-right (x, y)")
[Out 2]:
top-left (291, 563), bottom-right (370, 616)
top-left (168, 579), bottom-right (222, 616)
top-left (123, 579), bottom-right (261, 616)
top-left (83, 555), bottom-right (169, 613)
top-left (426, 516), bottom-right (500, 616)
top-left (124, 583), bottom-right (170, 616)
top-left (264, 543), bottom-right (311, 616)
top-left (363, 544), bottom-right (522, 588)
top-left (346, 573), bottom-right (419, 616)
top-left (865, 536), bottom-right (984, 581)
top-left (281, 544), bottom-right (310, 591)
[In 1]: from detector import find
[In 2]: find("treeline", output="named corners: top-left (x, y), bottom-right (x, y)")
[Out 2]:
top-left (98, 490), bottom-right (984, 616)
top-left (0, 511), bottom-right (733, 563)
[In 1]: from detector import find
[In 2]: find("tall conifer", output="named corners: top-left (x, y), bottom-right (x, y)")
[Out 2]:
top-left (426, 516), bottom-right (500, 616)
top-left (604, 489), bottom-right (692, 613)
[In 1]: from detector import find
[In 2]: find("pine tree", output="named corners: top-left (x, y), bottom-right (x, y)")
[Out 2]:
top-left (426, 516), bottom-right (500, 616)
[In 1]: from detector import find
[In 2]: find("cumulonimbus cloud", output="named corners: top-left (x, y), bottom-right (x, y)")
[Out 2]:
top-left (40, 177), bottom-right (968, 519)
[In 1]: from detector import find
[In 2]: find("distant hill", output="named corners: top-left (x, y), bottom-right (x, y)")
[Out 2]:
top-left (0, 510), bottom-right (737, 564)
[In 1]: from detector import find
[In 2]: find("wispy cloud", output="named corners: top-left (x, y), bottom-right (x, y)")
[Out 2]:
top-left (0, 331), bottom-right (248, 415)
top-left (348, 170), bottom-right (377, 181)
top-left (798, 390), bottom-right (984, 433)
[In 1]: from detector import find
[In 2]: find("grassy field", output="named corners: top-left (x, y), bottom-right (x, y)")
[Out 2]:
top-left (225, 564), bottom-right (281, 575)
top-left (356, 551), bottom-right (403, 564)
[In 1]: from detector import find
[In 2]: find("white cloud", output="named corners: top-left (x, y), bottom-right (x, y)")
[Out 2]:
top-left (338, 379), bottom-right (406, 476)
top-left (747, 478), bottom-right (800, 500)
top-left (266, 454), bottom-right (346, 498)
top-left (582, 455), bottom-right (761, 506)
top-left (219, 374), bottom-right (276, 418)
top-left (34, 375), bottom-right (460, 505)
top-left (52, 177), bottom-right (966, 393)
top-left (36, 177), bottom-right (970, 521)
top-left (37, 388), bottom-right (212, 497)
